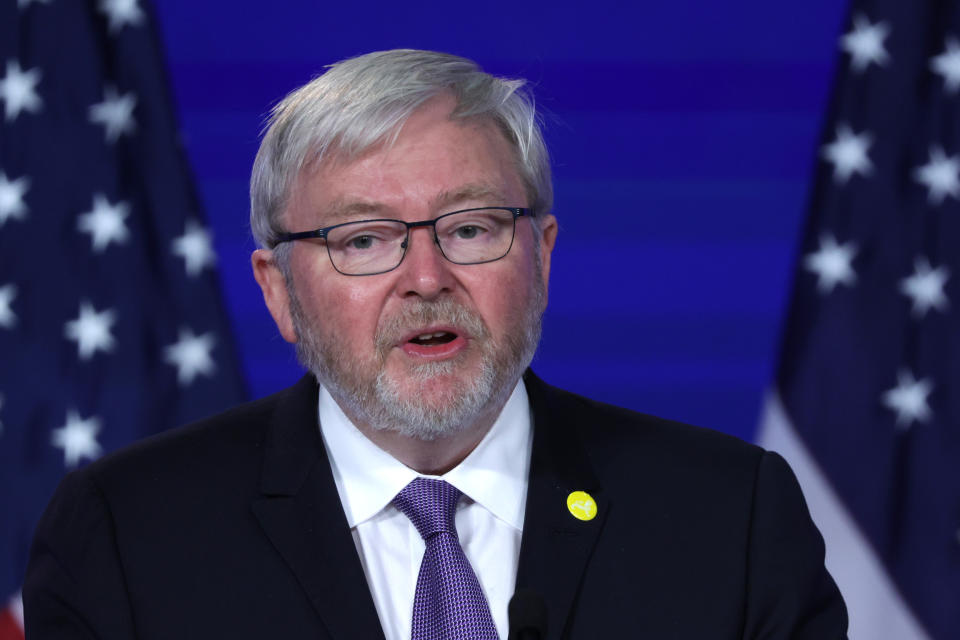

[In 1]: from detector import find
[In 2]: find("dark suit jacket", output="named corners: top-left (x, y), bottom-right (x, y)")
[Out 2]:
top-left (24, 371), bottom-right (847, 639)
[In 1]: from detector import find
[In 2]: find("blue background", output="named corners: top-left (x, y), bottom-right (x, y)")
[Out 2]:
top-left (151, 0), bottom-right (850, 443)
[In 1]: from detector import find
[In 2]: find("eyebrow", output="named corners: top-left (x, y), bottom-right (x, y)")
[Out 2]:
top-left (320, 200), bottom-right (388, 225)
top-left (432, 184), bottom-right (510, 210)
top-left (320, 183), bottom-right (511, 226)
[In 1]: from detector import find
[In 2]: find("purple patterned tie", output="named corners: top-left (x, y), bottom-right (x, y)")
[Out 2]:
top-left (393, 477), bottom-right (499, 640)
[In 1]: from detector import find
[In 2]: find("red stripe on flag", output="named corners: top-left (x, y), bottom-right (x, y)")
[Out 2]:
top-left (0, 606), bottom-right (24, 640)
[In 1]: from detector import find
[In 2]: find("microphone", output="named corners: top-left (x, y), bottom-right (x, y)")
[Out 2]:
top-left (507, 589), bottom-right (548, 640)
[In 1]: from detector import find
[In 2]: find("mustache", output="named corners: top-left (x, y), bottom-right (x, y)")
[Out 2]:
top-left (374, 298), bottom-right (489, 353)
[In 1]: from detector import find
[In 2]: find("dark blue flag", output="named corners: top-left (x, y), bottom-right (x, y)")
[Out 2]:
top-left (0, 1), bottom-right (247, 634)
top-left (759, 2), bottom-right (959, 639)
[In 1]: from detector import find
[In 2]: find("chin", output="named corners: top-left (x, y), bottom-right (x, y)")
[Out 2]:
top-left (384, 353), bottom-right (477, 397)
top-left (369, 360), bottom-right (498, 440)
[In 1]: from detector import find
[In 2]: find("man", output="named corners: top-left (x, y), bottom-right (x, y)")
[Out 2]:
top-left (24, 50), bottom-right (847, 639)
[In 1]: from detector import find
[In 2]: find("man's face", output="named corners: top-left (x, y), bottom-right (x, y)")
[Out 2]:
top-left (253, 95), bottom-right (557, 439)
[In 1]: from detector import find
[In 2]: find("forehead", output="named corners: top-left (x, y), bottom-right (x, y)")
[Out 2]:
top-left (286, 96), bottom-right (526, 226)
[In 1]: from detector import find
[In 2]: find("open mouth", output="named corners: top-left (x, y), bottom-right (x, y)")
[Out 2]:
top-left (398, 327), bottom-right (467, 359)
top-left (409, 331), bottom-right (458, 347)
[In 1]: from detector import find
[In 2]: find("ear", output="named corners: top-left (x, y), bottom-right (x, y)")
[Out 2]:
top-left (536, 213), bottom-right (558, 306)
top-left (251, 249), bottom-right (298, 344)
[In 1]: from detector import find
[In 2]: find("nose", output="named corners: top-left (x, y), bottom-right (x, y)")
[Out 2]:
top-left (393, 226), bottom-right (456, 299)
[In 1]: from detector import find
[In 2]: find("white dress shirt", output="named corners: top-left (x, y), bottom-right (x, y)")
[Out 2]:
top-left (318, 381), bottom-right (533, 640)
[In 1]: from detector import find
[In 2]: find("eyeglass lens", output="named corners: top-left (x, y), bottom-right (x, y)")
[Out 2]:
top-left (325, 208), bottom-right (516, 275)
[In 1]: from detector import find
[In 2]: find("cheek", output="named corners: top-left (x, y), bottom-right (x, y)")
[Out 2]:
top-left (347, 286), bottom-right (372, 304)
top-left (324, 281), bottom-right (391, 344)
top-left (292, 257), bottom-right (388, 346)
top-left (464, 264), bottom-right (535, 330)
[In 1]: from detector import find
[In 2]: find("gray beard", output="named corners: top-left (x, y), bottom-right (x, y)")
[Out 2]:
top-left (287, 282), bottom-right (543, 441)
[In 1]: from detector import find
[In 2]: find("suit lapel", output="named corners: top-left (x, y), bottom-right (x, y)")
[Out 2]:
top-left (516, 372), bottom-right (610, 640)
top-left (251, 375), bottom-right (385, 640)
top-left (249, 371), bottom-right (607, 639)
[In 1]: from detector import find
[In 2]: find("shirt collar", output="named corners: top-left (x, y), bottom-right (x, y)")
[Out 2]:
top-left (318, 380), bottom-right (532, 531)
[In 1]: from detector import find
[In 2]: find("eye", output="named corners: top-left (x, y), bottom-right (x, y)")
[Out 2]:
top-left (453, 224), bottom-right (484, 240)
top-left (437, 210), bottom-right (511, 246)
top-left (329, 221), bottom-right (404, 253)
top-left (346, 234), bottom-right (377, 250)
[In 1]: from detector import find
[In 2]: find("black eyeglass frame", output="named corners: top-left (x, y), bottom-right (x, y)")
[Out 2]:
top-left (272, 206), bottom-right (536, 276)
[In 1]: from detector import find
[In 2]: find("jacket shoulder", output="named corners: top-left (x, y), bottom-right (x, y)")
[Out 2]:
top-left (79, 375), bottom-right (318, 492)
top-left (528, 374), bottom-right (764, 474)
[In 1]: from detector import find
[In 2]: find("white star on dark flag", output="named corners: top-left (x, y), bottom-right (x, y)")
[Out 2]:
top-left (88, 87), bottom-right (137, 143)
top-left (0, 172), bottom-right (30, 227)
top-left (882, 370), bottom-right (934, 429)
top-left (771, 4), bottom-right (960, 637)
top-left (164, 328), bottom-right (216, 385)
top-left (822, 124), bottom-right (874, 183)
top-left (913, 146), bottom-right (960, 204)
top-left (64, 302), bottom-right (117, 360)
top-left (77, 193), bottom-right (131, 252)
top-left (900, 258), bottom-right (950, 318)
top-left (172, 221), bottom-right (217, 276)
top-left (97, 0), bottom-right (144, 33)
top-left (51, 410), bottom-right (103, 467)
top-left (0, 60), bottom-right (42, 121)
top-left (2, 0), bottom-right (249, 620)
top-left (841, 13), bottom-right (891, 73)
top-left (0, 284), bottom-right (17, 329)
top-left (931, 37), bottom-right (960, 94)
top-left (803, 234), bottom-right (858, 294)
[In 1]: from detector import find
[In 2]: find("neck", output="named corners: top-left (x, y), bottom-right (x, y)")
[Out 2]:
top-left (355, 422), bottom-right (490, 475)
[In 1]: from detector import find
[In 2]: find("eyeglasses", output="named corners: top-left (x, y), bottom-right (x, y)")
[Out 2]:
top-left (273, 207), bottom-right (535, 276)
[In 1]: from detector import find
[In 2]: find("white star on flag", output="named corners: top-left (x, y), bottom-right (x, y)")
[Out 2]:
top-left (98, 0), bottom-right (144, 33)
top-left (64, 302), bottom-right (117, 360)
top-left (913, 146), bottom-right (960, 204)
top-left (0, 171), bottom-right (30, 227)
top-left (900, 257), bottom-right (950, 318)
top-left (0, 60), bottom-right (42, 121)
top-left (803, 234), bottom-right (858, 294)
top-left (172, 221), bottom-right (217, 276)
top-left (882, 370), bottom-right (934, 429)
top-left (165, 328), bottom-right (217, 385)
top-left (51, 409), bottom-right (103, 467)
top-left (931, 37), bottom-right (960, 94)
top-left (78, 193), bottom-right (131, 252)
top-left (841, 14), bottom-right (891, 73)
top-left (822, 124), bottom-right (874, 183)
top-left (89, 87), bottom-right (137, 143)
top-left (0, 284), bottom-right (17, 329)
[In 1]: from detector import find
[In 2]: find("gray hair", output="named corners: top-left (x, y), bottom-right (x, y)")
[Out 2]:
top-left (249, 49), bottom-right (552, 250)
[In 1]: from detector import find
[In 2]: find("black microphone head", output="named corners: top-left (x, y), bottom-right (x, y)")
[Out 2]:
top-left (508, 588), bottom-right (548, 640)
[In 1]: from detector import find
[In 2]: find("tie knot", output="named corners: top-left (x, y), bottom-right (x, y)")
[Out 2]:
top-left (393, 477), bottom-right (462, 540)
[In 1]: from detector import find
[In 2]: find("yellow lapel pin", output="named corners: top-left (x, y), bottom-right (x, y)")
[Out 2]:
top-left (566, 491), bottom-right (597, 521)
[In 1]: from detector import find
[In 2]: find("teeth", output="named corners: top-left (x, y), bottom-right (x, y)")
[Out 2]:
top-left (416, 332), bottom-right (446, 340)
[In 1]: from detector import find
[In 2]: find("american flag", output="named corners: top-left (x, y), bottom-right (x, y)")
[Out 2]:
top-left (0, 1), bottom-right (247, 637)
top-left (758, 1), bottom-right (960, 639)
